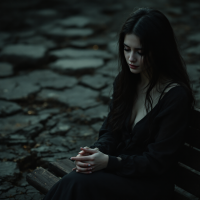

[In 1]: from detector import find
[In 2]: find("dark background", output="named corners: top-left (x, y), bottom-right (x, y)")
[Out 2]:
top-left (0, 0), bottom-right (200, 199)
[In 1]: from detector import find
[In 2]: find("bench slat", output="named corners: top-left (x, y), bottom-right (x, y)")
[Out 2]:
top-left (175, 163), bottom-right (200, 198)
top-left (26, 167), bottom-right (60, 194)
top-left (48, 159), bottom-right (75, 177)
top-left (180, 144), bottom-right (200, 172)
top-left (185, 128), bottom-right (200, 149)
top-left (48, 159), bottom-right (200, 199)
top-left (174, 185), bottom-right (199, 200)
top-left (190, 109), bottom-right (200, 131)
top-left (26, 161), bottom-right (200, 198)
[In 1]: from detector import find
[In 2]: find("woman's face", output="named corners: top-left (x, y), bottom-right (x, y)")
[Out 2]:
top-left (124, 33), bottom-right (145, 74)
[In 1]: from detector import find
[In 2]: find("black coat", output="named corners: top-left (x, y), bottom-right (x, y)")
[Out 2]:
top-left (90, 77), bottom-right (191, 183)
top-left (43, 76), bottom-right (191, 200)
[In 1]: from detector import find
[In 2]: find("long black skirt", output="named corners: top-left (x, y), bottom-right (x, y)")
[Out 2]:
top-left (43, 169), bottom-right (174, 200)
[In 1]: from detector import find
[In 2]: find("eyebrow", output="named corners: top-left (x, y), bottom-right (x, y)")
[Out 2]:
top-left (124, 43), bottom-right (143, 50)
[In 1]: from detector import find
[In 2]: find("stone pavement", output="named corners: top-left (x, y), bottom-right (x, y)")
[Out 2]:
top-left (0, 0), bottom-right (200, 199)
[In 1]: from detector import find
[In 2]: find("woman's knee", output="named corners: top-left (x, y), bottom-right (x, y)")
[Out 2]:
top-left (61, 170), bottom-right (93, 186)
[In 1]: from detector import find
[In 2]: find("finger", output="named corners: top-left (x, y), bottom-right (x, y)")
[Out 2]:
top-left (79, 148), bottom-right (98, 154)
top-left (80, 146), bottom-right (90, 150)
top-left (78, 153), bottom-right (90, 157)
top-left (83, 146), bottom-right (90, 149)
top-left (78, 150), bottom-right (86, 154)
top-left (79, 146), bottom-right (91, 154)
top-left (76, 161), bottom-right (92, 168)
top-left (71, 156), bottom-right (94, 161)
top-left (76, 151), bottom-right (90, 156)
top-left (83, 146), bottom-right (99, 151)
top-left (77, 154), bottom-right (90, 157)
top-left (78, 147), bottom-right (99, 155)
top-left (78, 151), bottom-right (91, 156)
top-left (76, 162), bottom-right (94, 168)
top-left (76, 166), bottom-right (93, 172)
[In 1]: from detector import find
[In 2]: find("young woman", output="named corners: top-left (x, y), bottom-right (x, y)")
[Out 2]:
top-left (43, 8), bottom-right (195, 200)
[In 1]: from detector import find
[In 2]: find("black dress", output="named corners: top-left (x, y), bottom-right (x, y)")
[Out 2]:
top-left (43, 77), bottom-right (191, 200)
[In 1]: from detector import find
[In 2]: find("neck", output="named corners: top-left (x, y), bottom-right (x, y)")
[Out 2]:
top-left (139, 72), bottom-right (170, 93)
top-left (139, 71), bottom-right (149, 90)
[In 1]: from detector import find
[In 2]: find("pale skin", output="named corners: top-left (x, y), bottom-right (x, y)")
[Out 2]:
top-left (71, 33), bottom-right (178, 173)
top-left (124, 34), bottom-right (179, 131)
top-left (71, 147), bottom-right (122, 174)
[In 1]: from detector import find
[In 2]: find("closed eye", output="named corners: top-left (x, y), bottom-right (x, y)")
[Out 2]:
top-left (124, 48), bottom-right (144, 55)
top-left (137, 52), bottom-right (144, 55)
top-left (124, 48), bottom-right (130, 52)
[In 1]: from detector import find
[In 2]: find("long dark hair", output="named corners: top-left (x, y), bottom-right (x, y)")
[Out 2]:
top-left (106, 8), bottom-right (196, 141)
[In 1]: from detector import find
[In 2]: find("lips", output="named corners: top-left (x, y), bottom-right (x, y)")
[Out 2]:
top-left (129, 64), bottom-right (138, 67)
top-left (129, 64), bottom-right (139, 69)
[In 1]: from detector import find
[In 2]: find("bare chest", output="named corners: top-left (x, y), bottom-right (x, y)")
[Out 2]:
top-left (129, 91), bottom-right (160, 131)
top-left (129, 83), bottom-right (179, 131)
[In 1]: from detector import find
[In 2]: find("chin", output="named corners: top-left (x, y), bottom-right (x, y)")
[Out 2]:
top-left (130, 68), bottom-right (141, 74)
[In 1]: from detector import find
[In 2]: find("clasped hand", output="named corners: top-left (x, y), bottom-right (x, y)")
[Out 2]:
top-left (70, 147), bottom-right (108, 174)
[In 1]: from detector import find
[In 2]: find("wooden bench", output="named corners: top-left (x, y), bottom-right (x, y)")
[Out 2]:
top-left (26, 108), bottom-right (200, 200)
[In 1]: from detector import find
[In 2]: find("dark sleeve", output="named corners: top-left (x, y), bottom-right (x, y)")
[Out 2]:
top-left (89, 75), bottom-right (121, 155)
top-left (106, 87), bottom-right (191, 177)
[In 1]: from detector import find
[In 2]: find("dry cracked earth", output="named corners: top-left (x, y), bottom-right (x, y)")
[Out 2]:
top-left (0, 0), bottom-right (200, 199)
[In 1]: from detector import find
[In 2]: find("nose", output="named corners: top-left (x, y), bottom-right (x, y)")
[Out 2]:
top-left (129, 52), bottom-right (136, 63)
